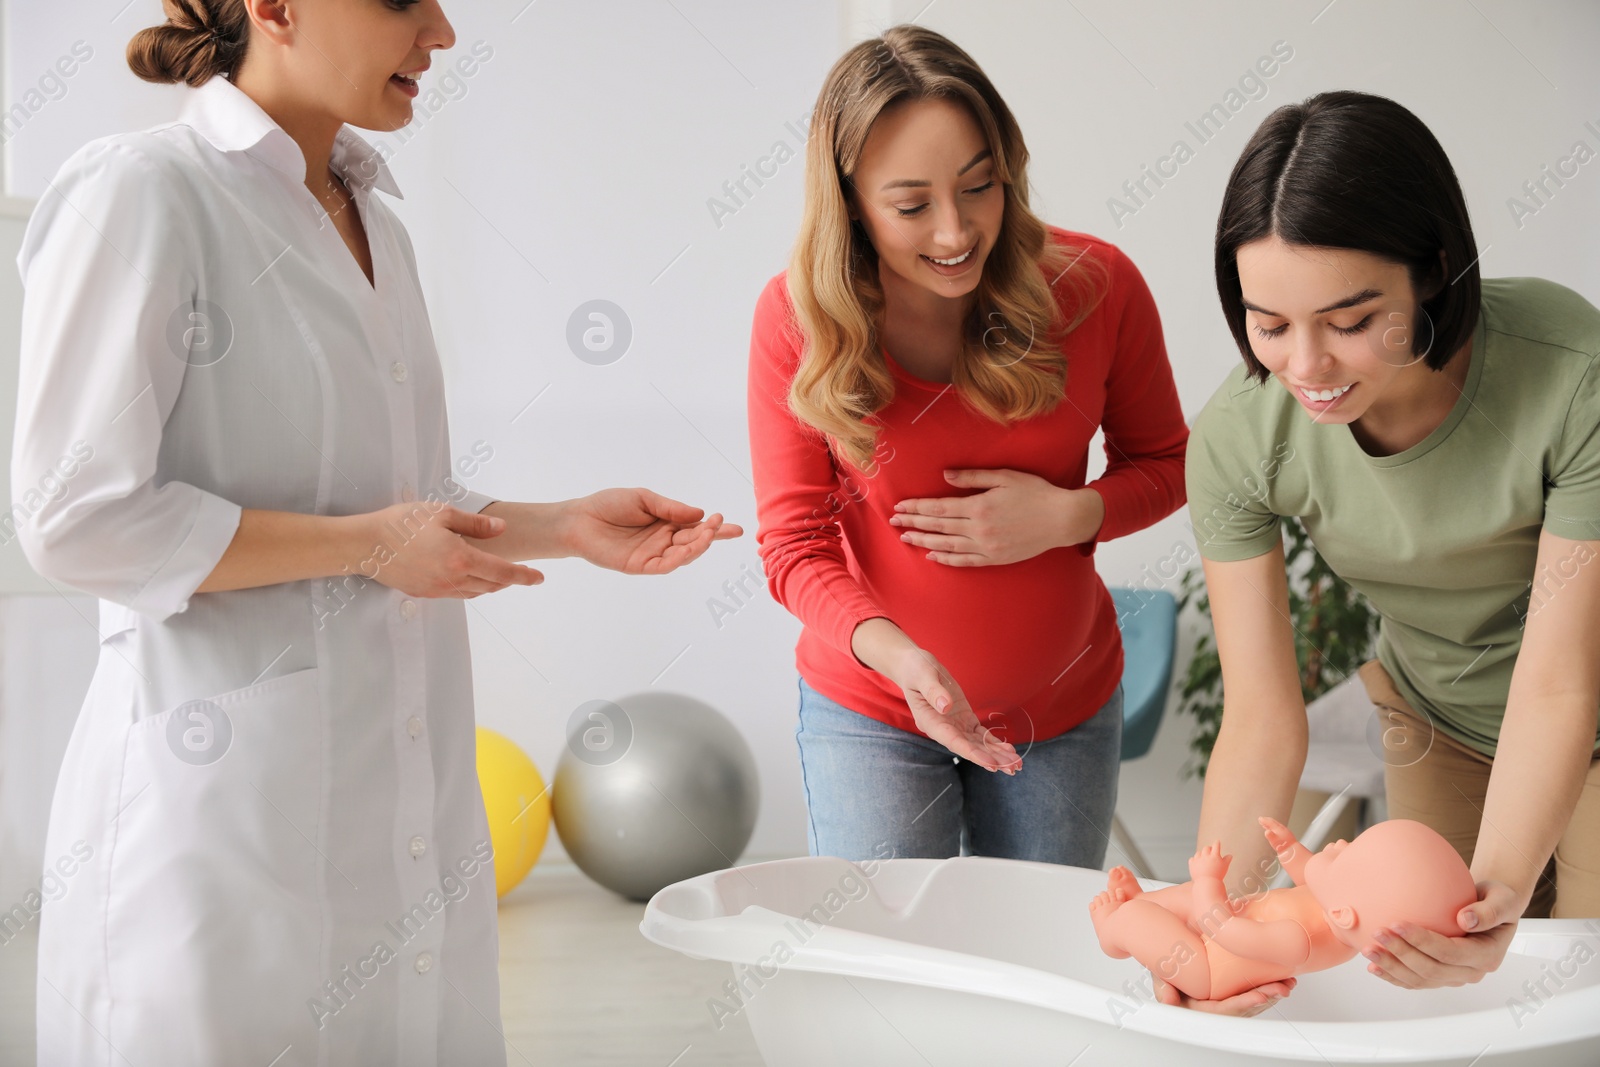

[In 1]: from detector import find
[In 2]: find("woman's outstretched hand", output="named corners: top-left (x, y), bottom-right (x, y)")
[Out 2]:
top-left (886, 646), bottom-right (1021, 774)
top-left (563, 488), bottom-right (743, 574)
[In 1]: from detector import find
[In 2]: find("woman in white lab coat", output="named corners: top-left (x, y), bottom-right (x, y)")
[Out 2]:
top-left (11, 2), bottom-right (739, 1064)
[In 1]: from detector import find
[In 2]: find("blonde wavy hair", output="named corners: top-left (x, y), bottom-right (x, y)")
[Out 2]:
top-left (787, 24), bottom-right (1106, 473)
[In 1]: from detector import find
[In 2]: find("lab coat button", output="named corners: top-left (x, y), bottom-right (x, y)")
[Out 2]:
top-left (409, 835), bottom-right (427, 858)
top-left (390, 361), bottom-right (408, 382)
top-left (406, 716), bottom-right (424, 738)
top-left (400, 599), bottom-right (418, 619)
top-left (414, 952), bottom-right (433, 974)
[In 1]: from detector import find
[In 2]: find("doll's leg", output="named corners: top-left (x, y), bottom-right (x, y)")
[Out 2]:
top-left (1089, 887), bottom-right (1212, 999)
top-left (1105, 865), bottom-right (1194, 918)
top-left (1106, 866), bottom-right (1143, 898)
top-left (1089, 888), bottom-right (1134, 958)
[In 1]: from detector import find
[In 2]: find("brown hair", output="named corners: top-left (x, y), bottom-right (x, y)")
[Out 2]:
top-left (1215, 90), bottom-right (1481, 383)
top-left (787, 24), bottom-right (1105, 473)
top-left (127, 0), bottom-right (250, 87)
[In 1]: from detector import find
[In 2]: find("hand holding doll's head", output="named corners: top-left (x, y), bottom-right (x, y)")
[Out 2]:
top-left (1303, 819), bottom-right (1478, 950)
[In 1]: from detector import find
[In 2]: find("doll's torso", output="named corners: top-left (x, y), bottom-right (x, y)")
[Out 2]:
top-left (1201, 885), bottom-right (1361, 999)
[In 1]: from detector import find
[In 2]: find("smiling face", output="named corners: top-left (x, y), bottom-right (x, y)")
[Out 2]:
top-left (258, 0), bottom-right (456, 133)
top-left (847, 96), bottom-right (1005, 309)
top-left (1234, 235), bottom-right (1445, 428)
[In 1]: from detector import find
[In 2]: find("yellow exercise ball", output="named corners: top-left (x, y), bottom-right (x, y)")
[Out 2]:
top-left (475, 726), bottom-right (551, 898)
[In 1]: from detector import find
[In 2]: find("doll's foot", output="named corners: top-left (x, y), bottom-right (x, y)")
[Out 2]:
top-left (1089, 888), bottom-right (1133, 958)
top-left (1106, 866), bottom-right (1144, 899)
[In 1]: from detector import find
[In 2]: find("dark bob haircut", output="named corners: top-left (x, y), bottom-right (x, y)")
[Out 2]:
top-left (1214, 90), bottom-right (1481, 384)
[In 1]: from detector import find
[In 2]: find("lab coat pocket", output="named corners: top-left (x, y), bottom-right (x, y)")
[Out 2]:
top-left (108, 666), bottom-right (328, 1059)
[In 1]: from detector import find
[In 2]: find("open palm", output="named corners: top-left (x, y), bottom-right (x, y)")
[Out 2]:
top-left (567, 488), bottom-right (742, 574)
top-left (897, 655), bottom-right (1021, 773)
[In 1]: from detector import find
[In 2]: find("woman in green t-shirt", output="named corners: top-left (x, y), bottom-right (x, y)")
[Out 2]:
top-left (1179, 89), bottom-right (1600, 1015)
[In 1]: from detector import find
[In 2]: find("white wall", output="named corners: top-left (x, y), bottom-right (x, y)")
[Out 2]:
top-left (0, 0), bottom-right (1596, 878)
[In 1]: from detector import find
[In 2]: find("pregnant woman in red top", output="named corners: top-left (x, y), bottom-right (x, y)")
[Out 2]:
top-left (747, 25), bottom-right (1189, 865)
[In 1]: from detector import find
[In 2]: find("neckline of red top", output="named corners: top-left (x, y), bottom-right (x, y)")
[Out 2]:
top-left (880, 342), bottom-right (952, 391)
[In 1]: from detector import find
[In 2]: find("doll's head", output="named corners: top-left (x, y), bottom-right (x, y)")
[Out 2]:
top-left (1302, 819), bottom-right (1478, 950)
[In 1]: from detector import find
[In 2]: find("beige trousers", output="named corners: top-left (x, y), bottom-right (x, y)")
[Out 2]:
top-left (1359, 658), bottom-right (1600, 919)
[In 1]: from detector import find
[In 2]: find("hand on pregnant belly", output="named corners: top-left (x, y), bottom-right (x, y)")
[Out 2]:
top-left (888, 646), bottom-right (1022, 774)
top-left (891, 470), bottom-right (1102, 566)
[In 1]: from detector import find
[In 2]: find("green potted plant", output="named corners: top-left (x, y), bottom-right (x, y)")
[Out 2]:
top-left (1174, 517), bottom-right (1381, 779)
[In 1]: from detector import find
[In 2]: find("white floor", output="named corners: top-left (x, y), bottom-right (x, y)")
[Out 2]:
top-left (494, 862), bottom-right (766, 1066)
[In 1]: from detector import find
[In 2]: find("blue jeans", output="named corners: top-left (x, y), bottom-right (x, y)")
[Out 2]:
top-left (794, 675), bottom-right (1123, 868)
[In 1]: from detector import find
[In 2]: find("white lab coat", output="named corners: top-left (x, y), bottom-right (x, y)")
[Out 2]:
top-left (12, 75), bottom-right (508, 1066)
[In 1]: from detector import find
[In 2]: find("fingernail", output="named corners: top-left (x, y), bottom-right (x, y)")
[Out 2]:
top-left (1461, 912), bottom-right (1478, 930)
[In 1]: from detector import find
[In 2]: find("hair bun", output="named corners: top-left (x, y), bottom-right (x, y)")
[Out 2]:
top-left (126, 0), bottom-right (246, 87)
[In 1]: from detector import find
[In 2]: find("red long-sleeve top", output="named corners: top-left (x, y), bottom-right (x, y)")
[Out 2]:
top-left (748, 229), bottom-right (1188, 743)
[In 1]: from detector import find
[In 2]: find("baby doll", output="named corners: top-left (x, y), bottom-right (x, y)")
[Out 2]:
top-left (1088, 817), bottom-right (1478, 1002)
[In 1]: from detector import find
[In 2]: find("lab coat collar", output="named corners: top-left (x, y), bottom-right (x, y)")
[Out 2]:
top-left (179, 75), bottom-right (403, 199)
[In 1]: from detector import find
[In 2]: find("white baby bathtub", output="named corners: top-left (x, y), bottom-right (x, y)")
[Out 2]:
top-left (640, 855), bottom-right (1600, 1066)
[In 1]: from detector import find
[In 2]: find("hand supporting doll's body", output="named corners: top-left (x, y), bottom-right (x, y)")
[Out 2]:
top-left (1088, 818), bottom-right (1479, 1003)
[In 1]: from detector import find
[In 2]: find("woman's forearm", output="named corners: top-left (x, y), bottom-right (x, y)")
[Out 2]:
top-left (1059, 486), bottom-right (1105, 547)
top-left (1193, 549), bottom-right (1309, 896)
top-left (850, 616), bottom-right (915, 673)
top-left (1198, 705), bottom-right (1308, 897)
top-left (470, 500), bottom-right (576, 562)
top-left (1473, 690), bottom-right (1598, 907)
top-left (195, 497), bottom-right (574, 594)
top-left (195, 508), bottom-right (376, 593)
top-left (1474, 528), bottom-right (1600, 910)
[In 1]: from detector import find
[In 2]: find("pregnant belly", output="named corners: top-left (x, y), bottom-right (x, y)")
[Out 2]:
top-left (869, 564), bottom-right (1113, 731)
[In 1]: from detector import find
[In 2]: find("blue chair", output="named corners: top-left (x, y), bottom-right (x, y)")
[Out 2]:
top-left (1107, 586), bottom-right (1178, 878)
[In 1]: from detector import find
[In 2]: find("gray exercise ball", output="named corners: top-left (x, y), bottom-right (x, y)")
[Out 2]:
top-left (552, 691), bottom-right (759, 901)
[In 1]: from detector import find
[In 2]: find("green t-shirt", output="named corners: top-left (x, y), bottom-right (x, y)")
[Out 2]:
top-left (1186, 276), bottom-right (1600, 757)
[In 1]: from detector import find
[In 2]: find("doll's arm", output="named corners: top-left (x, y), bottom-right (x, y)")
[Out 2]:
top-left (1188, 842), bottom-right (1314, 968)
top-left (1258, 816), bottom-right (1313, 887)
top-left (1209, 911), bottom-right (1314, 969)
top-left (1187, 842), bottom-right (1239, 933)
